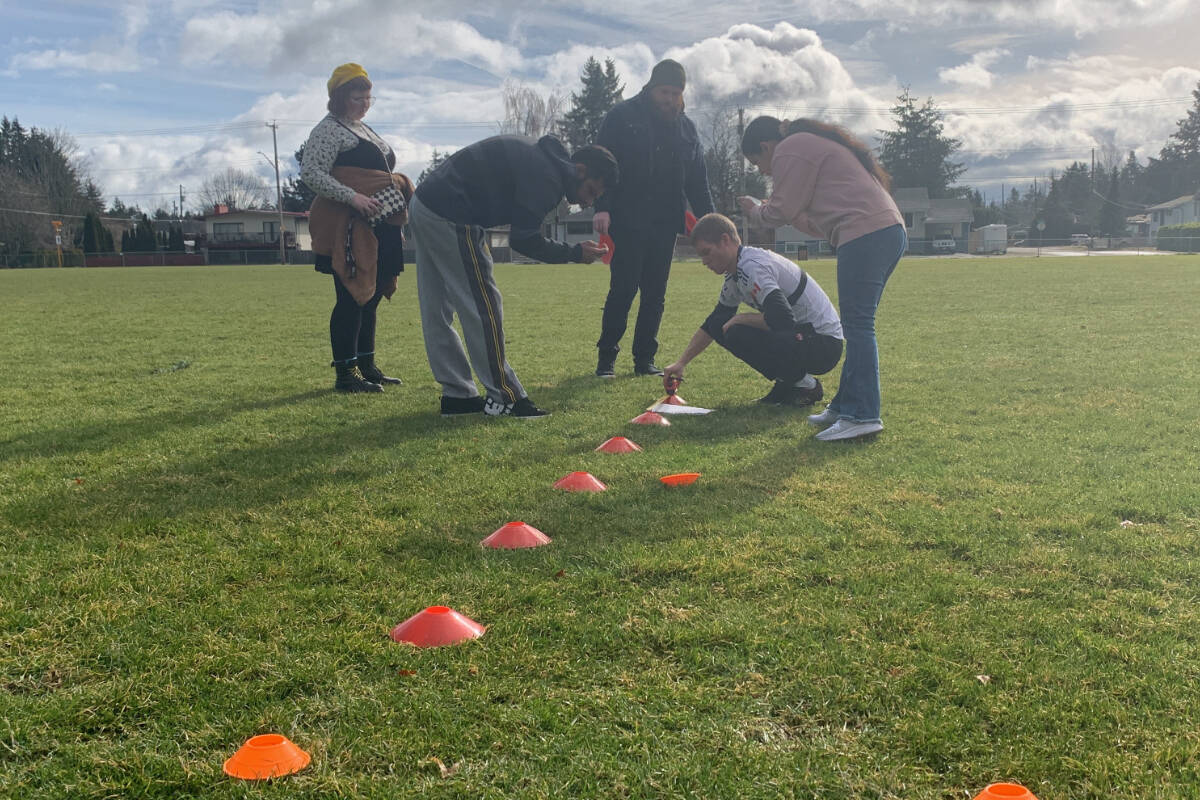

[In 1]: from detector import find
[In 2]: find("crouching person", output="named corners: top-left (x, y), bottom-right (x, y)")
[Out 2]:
top-left (662, 213), bottom-right (843, 406)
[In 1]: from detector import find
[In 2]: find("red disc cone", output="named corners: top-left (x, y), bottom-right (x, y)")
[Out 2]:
top-left (631, 411), bottom-right (670, 426)
top-left (390, 606), bottom-right (485, 647)
top-left (661, 393), bottom-right (687, 405)
top-left (481, 521), bottom-right (551, 549)
top-left (553, 471), bottom-right (607, 491)
top-left (974, 784), bottom-right (1038, 800)
top-left (661, 472), bottom-right (701, 487)
top-left (685, 210), bottom-right (698, 233)
top-left (223, 734), bottom-right (311, 780)
top-left (596, 436), bottom-right (643, 453)
top-left (599, 233), bottom-right (615, 264)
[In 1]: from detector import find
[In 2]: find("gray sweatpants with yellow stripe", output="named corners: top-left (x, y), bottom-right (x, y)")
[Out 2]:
top-left (410, 194), bottom-right (525, 404)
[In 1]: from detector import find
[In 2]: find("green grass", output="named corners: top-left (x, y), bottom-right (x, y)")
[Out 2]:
top-left (1, 256), bottom-right (1199, 799)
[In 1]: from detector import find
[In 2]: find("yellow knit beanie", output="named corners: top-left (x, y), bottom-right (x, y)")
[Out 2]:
top-left (327, 63), bottom-right (368, 96)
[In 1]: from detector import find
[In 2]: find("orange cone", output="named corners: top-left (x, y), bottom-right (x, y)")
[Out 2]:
top-left (596, 436), bottom-right (643, 453)
top-left (223, 734), bottom-right (311, 780)
top-left (553, 471), bottom-right (607, 491)
top-left (974, 784), bottom-right (1038, 800)
top-left (661, 472), bottom-right (701, 487)
top-left (390, 606), bottom-right (485, 647)
top-left (685, 210), bottom-right (698, 233)
top-left (661, 393), bottom-right (686, 405)
top-left (481, 521), bottom-right (551, 549)
top-left (599, 233), bottom-right (615, 264)
top-left (631, 411), bottom-right (670, 426)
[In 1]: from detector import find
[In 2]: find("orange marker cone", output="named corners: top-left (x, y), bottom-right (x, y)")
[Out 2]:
top-left (553, 471), bottom-right (607, 491)
top-left (661, 472), bottom-right (701, 487)
top-left (661, 393), bottom-right (686, 405)
top-left (974, 783), bottom-right (1038, 800)
top-left (390, 606), bottom-right (485, 647)
top-left (596, 436), bottom-right (643, 453)
top-left (630, 411), bottom-right (670, 426)
top-left (481, 521), bottom-right (551, 549)
top-left (223, 734), bottom-right (311, 780)
top-left (685, 210), bottom-right (698, 233)
top-left (599, 233), bottom-right (615, 264)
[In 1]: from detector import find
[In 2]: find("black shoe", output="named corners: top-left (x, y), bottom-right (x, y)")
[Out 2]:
top-left (358, 355), bottom-right (402, 386)
top-left (633, 361), bottom-right (664, 376)
top-left (758, 381), bottom-right (793, 404)
top-left (484, 395), bottom-right (550, 419)
top-left (595, 351), bottom-right (616, 378)
top-left (333, 363), bottom-right (383, 393)
top-left (440, 395), bottom-right (486, 417)
top-left (783, 378), bottom-right (823, 407)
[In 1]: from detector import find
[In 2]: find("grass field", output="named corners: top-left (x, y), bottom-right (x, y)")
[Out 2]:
top-left (2, 255), bottom-right (1199, 799)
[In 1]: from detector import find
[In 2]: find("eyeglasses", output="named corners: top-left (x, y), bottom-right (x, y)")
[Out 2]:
top-left (350, 95), bottom-right (374, 105)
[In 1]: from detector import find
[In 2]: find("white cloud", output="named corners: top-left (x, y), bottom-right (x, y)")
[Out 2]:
top-left (939, 49), bottom-right (1009, 89)
top-left (7, 2), bottom-right (149, 74)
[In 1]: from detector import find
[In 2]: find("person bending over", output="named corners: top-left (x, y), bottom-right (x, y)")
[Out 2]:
top-left (662, 213), bottom-right (843, 407)
top-left (411, 135), bottom-right (617, 418)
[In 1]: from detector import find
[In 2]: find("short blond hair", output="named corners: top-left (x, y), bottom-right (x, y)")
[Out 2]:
top-left (690, 212), bottom-right (741, 246)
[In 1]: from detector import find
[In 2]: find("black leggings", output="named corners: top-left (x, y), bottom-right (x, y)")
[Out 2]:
top-left (330, 274), bottom-right (385, 364)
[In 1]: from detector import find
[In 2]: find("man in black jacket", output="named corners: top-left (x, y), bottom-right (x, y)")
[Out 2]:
top-left (411, 135), bottom-right (617, 418)
top-left (592, 59), bottom-right (714, 378)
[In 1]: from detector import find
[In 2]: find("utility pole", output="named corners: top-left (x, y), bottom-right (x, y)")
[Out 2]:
top-left (179, 185), bottom-right (185, 220)
top-left (267, 121), bottom-right (286, 265)
top-left (737, 107), bottom-right (746, 243)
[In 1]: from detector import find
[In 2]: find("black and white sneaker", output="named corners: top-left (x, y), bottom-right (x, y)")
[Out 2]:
top-left (440, 395), bottom-right (485, 417)
top-left (484, 395), bottom-right (550, 419)
top-left (783, 378), bottom-right (823, 407)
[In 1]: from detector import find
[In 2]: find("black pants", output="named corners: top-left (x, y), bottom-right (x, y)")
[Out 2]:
top-left (596, 225), bottom-right (679, 362)
top-left (716, 323), bottom-right (844, 383)
top-left (330, 273), bottom-right (385, 364)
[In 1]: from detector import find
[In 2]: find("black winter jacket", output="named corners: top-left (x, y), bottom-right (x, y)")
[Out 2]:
top-left (593, 91), bottom-right (714, 234)
top-left (416, 134), bottom-right (584, 263)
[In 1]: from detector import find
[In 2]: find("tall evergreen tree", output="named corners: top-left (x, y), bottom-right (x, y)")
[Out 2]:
top-left (558, 57), bottom-right (624, 152)
top-left (281, 146), bottom-right (318, 211)
top-left (878, 89), bottom-right (965, 198)
top-left (418, 149), bottom-right (452, 184)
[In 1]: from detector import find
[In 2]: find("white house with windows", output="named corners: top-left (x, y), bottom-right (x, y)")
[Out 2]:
top-left (1145, 194), bottom-right (1200, 239)
top-left (202, 206), bottom-right (311, 251)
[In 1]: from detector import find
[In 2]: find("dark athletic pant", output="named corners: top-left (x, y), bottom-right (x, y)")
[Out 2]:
top-left (330, 273), bottom-right (385, 364)
top-left (714, 323), bottom-right (844, 383)
top-left (596, 225), bottom-right (679, 363)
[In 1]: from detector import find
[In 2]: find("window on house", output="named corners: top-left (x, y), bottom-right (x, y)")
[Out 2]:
top-left (213, 222), bottom-right (243, 234)
top-left (263, 221), bottom-right (280, 241)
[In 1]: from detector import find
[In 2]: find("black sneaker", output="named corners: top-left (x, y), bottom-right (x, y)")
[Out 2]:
top-left (783, 378), bottom-right (823, 407)
top-left (440, 395), bottom-right (485, 417)
top-left (758, 381), bottom-right (793, 404)
top-left (596, 352), bottom-right (616, 378)
top-left (484, 395), bottom-right (550, 419)
top-left (633, 362), bottom-right (664, 376)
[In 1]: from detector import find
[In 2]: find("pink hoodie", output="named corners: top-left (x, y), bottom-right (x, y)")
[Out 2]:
top-left (746, 132), bottom-right (902, 249)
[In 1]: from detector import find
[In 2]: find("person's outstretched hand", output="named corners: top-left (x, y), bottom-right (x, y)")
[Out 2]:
top-left (737, 196), bottom-right (762, 216)
top-left (592, 211), bottom-right (611, 236)
top-left (579, 240), bottom-right (608, 263)
top-left (662, 362), bottom-right (685, 383)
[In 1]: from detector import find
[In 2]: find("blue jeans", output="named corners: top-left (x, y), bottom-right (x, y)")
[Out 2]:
top-left (828, 224), bottom-right (906, 423)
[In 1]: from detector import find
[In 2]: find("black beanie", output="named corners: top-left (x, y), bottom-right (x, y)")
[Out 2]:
top-left (645, 59), bottom-right (686, 91)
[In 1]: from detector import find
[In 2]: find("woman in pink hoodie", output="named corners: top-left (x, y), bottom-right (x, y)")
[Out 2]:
top-left (739, 117), bottom-right (906, 442)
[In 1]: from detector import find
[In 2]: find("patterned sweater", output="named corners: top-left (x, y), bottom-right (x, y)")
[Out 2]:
top-left (300, 114), bottom-right (394, 205)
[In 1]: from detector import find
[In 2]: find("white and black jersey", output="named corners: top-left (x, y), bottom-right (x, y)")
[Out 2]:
top-left (703, 246), bottom-right (842, 340)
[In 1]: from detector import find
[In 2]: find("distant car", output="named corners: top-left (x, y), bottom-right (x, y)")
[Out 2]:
top-left (931, 237), bottom-right (956, 254)
top-left (1070, 233), bottom-right (1091, 246)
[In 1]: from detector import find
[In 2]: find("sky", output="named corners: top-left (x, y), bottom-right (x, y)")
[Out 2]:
top-left (2, 0), bottom-right (1198, 215)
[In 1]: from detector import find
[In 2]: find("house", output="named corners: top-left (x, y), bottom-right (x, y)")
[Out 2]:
top-left (1144, 194), bottom-right (1200, 239)
top-left (202, 205), bottom-right (311, 262)
top-left (892, 188), bottom-right (974, 253)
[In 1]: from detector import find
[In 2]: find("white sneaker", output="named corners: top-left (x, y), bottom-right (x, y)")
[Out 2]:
top-left (815, 419), bottom-right (883, 441)
top-left (806, 407), bottom-right (839, 427)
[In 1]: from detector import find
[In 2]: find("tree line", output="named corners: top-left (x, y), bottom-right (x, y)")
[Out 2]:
top-left (4, 67), bottom-right (1199, 260)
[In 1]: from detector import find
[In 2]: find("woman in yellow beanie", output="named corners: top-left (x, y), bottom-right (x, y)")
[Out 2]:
top-left (300, 63), bottom-right (410, 392)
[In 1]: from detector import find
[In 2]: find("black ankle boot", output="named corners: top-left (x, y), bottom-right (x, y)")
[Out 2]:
top-left (333, 361), bottom-right (383, 393)
top-left (357, 354), bottom-right (402, 385)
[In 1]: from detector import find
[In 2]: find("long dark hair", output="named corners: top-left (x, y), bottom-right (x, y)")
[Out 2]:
top-left (741, 115), bottom-right (891, 191)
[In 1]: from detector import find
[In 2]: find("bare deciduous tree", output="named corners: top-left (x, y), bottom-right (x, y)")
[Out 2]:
top-left (196, 167), bottom-right (272, 212)
top-left (499, 81), bottom-right (565, 139)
